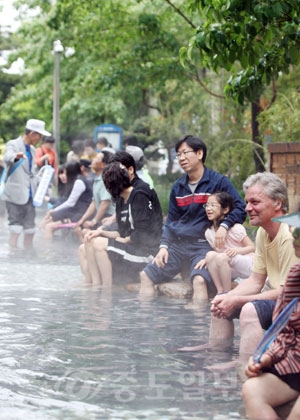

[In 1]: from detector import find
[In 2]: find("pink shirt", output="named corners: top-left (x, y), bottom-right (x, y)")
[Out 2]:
top-left (205, 223), bottom-right (248, 251)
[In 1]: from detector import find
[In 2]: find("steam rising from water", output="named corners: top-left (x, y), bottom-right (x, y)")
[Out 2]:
top-left (0, 213), bottom-right (245, 419)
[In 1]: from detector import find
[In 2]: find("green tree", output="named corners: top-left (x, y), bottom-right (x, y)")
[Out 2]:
top-left (0, 22), bottom-right (23, 141)
top-left (1, 0), bottom-right (219, 169)
top-left (0, 0), bottom-right (262, 184)
top-left (178, 0), bottom-right (300, 171)
top-left (1, 1), bottom-right (195, 138)
top-left (257, 65), bottom-right (300, 144)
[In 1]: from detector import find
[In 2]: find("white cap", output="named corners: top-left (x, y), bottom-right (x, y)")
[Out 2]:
top-left (26, 119), bottom-right (51, 136)
top-left (102, 146), bottom-right (116, 154)
top-left (125, 145), bottom-right (144, 162)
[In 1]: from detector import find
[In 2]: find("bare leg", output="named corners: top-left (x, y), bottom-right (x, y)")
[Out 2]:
top-left (85, 239), bottom-right (102, 285)
top-left (205, 302), bottom-right (266, 373)
top-left (199, 304), bottom-right (263, 370)
top-left (93, 237), bottom-right (112, 288)
top-left (192, 275), bottom-right (208, 302)
top-left (242, 373), bottom-right (298, 420)
top-left (24, 233), bottom-right (34, 249)
top-left (209, 315), bottom-right (234, 345)
top-left (78, 244), bottom-right (92, 284)
top-left (75, 226), bottom-right (89, 243)
top-left (207, 304), bottom-right (264, 371)
top-left (206, 251), bottom-right (231, 293)
top-left (9, 232), bottom-right (19, 249)
top-left (139, 271), bottom-right (156, 296)
top-left (44, 221), bottom-right (62, 240)
top-left (239, 302), bottom-right (264, 357)
top-left (178, 315), bottom-right (234, 352)
top-left (39, 213), bottom-right (52, 229)
top-left (287, 395), bottom-right (300, 420)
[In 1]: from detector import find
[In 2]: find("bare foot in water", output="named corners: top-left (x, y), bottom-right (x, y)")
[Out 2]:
top-left (184, 301), bottom-right (210, 312)
top-left (184, 302), bottom-right (200, 310)
top-left (178, 343), bottom-right (213, 352)
top-left (206, 359), bottom-right (240, 371)
top-left (138, 291), bottom-right (158, 303)
top-left (178, 339), bottom-right (232, 352)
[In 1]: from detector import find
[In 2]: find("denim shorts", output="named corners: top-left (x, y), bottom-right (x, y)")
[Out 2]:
top-left (228, 299), bottom-right (275, 331)
top-left (252, 299), bottom-right (275, 330)
top-left (144, 238), bottom-right (213, 287)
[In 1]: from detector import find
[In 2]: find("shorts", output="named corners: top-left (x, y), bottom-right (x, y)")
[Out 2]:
top-left (252, 299), bottom-right (275, 330)
top-left (265, 366), bottom-right (300, 392)
top-left (228, 299), bottom-right (275, 331)
top-left (107, 239), bottom-right (154, 270)
top-left (51, 207), bottom-right (83, 222)
top-left (6, 199), bottom-right (36, 233)
top-left (144, 238), bottom-right (213, 287)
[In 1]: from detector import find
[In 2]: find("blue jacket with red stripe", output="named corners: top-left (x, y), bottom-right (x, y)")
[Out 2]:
top-left (161, 167), bottom-right (247, 247)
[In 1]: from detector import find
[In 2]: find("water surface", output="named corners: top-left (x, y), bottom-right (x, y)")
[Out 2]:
top-left (0, 213), bottom-right (246, 419)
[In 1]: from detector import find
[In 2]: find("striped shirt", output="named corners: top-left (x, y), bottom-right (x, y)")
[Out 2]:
top-left (266, 263), bottom-right (300, 375)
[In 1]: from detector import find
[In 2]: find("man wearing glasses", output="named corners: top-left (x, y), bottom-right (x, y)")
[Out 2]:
top-left (139, 134), bottom-right (246, 303)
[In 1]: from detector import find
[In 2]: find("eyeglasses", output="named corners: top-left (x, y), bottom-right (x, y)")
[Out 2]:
top-left (175, 150), bottom-right (196, 159)
top-left (203, 203), bottom-right (221, 209)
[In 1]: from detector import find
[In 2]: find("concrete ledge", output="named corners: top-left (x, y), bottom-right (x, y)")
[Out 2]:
top-left (125, 278), bottom-right (193, 299)
top-left (125, 277), bottom-right (241, 298)
top-left (157, 279), bottom-right (193, 299)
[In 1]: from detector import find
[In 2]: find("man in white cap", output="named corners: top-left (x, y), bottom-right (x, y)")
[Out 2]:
top-left (2, 119), bottom-right (51, 250)
top-left (125, 145), bottom-right (154, 187)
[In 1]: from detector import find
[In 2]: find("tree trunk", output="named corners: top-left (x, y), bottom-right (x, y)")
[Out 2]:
top-left (251, 98), bottom-right (265, 172)
top-left (166, 146), bottom-right (173, 174)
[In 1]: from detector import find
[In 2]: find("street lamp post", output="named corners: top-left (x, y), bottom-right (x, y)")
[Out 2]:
top-left (53, 39), bottom-right (64, 161)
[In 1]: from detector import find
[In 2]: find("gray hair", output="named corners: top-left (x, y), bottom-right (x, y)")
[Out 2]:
top-left (243, 172), bottom-right (289, 213)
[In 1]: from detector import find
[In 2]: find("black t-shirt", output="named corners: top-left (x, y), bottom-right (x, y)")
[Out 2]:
top-left (115, 176), bottom-right (163, 253)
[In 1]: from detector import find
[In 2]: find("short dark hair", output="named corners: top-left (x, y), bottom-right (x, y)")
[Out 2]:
top-left (112, 150), bottom-right (136, 173)
top-left (97, 137), bottom-right (108, 147)
top-left (101, 150), bottom-right (114, 164)
top-left (79, 159), bottom-right (91, 169)
top-left (175, 135), bottom-right (207, 163)
top-left (102, 162), bottom-right (131, 199)
top-left (71, 140), bottom-right (84, 154)
top-left (25, 128), bottom-right (32, 135)
top-left (211, 191), bottom-right (234, 212)
top-left (43, 135), bottom-right (55, 144)
top-left (124, 135), bottom-right (138, 146)
top-left (84, 138), bottom-right (96, 149)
